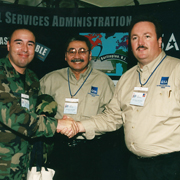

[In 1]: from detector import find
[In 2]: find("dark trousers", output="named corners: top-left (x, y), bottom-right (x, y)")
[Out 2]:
top-left (48, 129), bottom-right (129, 180)
top-left (48, 134), bottom-right (102, 180)
top-left (100, 128), bottom-right (130, 180)
top-left (127, 151), bottom-right (180, 180)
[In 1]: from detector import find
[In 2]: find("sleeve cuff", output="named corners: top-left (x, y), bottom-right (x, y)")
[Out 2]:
top-left (81, 119), bottom-right (96, 140)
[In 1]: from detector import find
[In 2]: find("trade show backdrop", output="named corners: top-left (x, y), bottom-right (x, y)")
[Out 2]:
top-left (0, 1), bottom-right (179, 81)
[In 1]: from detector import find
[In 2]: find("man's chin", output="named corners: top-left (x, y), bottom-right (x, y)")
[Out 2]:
top-left (18, 62), bottom-right (30, 68)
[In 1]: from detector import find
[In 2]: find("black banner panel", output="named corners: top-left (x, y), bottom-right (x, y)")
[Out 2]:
top-left (0, 1), bottom-right (180, 80)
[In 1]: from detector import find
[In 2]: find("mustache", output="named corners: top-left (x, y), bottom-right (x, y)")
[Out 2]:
top-left (136, 45), bottom-right (148, 50)
top-left (71, 59), bottom-right (84, 62)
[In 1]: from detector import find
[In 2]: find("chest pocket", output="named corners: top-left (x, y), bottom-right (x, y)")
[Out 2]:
top-left (151, 87), bottom-right (172, 117)
top-left (83, 93), bottom-right (100, 116)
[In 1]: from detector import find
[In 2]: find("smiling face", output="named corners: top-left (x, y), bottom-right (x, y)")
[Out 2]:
top-left (7, 29), bottom-right (35, 74)
top-left (130, 21), bottom-right (162, 68)
top-left (65, 40), bottom-right (92, 79)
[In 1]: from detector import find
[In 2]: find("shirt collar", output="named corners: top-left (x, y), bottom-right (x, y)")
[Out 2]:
top-left (69, 64), bottom-right (92, 80)
top-left (137, 51), bottom-right (166, 73)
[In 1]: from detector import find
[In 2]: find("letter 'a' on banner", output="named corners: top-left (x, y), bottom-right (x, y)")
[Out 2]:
top-left (0, 1), bottom-right (180, 79)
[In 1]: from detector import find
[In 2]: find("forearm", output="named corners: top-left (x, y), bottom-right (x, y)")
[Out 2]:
top-left (76, 121), bottom-right (85, 132)
top-left (0, 92), bottom-right (57, 138)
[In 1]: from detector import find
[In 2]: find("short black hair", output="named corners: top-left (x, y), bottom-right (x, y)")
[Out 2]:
top-left (129, 15), bottom-right (163, 40)
top-left (65, 35), bottom-right (92, 52)
top-left (8, 28), bottom-right (36, 42)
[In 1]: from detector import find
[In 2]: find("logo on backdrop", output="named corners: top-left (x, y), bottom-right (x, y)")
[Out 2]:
top-left (80, 33), bottom-right (128, 77)
top-left (162, 33), bottom-right (179, 51)
top-left (35, 42), bottom-right (51, 62)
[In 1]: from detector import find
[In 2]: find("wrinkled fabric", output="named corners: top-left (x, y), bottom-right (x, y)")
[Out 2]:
top-left (81, 51), bottom-right (180, 157)
top-left (40, 64), bottom-right (115, 138)
top-left (0, 58), bottom-right (57, 180)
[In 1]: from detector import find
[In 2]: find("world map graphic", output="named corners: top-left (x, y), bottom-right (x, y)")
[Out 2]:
top-left (80, 32), bottom-right (129, 76)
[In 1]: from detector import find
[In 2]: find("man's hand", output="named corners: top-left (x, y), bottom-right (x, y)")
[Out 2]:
top-left (59, 115), bottom-right (86, 137)
top-left (56, 116), bottom-right (79, 138)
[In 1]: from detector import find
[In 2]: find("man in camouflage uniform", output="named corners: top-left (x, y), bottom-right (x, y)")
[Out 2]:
top-left (0, 28), bottom-right (78, 180)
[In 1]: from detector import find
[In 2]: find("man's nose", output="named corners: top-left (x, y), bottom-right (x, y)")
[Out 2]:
top-left (138, 37), bottom-right (145, 46)
top-left (22, 44), bottom-right (28, 52)
top-left (74, 51), bottom-right (80, 58)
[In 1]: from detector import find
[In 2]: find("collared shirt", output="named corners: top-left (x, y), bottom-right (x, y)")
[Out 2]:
top-left (81, 51), bottom-right (180, 157)
top-left (40, 64), bottom-right (115, 137)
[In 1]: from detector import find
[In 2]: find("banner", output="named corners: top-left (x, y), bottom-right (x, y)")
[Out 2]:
top-left (0, 1), bottom-right (180, 80)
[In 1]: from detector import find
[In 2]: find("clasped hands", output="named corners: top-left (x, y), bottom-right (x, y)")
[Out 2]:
top-left (56, 115), bottom-right (81, 138)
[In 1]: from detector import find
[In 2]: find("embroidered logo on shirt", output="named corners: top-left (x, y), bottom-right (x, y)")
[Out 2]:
top-left (157, 77), bottom-right (170, 88)
top-left (88, 86), bottom-right (99, 97)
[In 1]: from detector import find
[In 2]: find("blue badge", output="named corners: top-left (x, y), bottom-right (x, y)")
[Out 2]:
top-left (160, 77), bottom-right (169, 85)
top-left (157, 77), bottom-right (170, 88)
top-left (88, 86), bottom-right (99, 97)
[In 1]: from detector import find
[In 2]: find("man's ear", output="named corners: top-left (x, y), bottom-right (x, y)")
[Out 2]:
top-left (158, 37), bottom-right (162, 48)
top-left (7, 41), bottom-right (10, 51)
top-left (65, 53), bottom-right (67, 61)
top-left (89, 51), bottom-right (92, 61)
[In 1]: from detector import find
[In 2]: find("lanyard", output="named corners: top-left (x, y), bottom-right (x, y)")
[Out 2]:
top-left (68, 67), bottom-right (92, 98)
top-left (138, 55), bottom-right (167, 87)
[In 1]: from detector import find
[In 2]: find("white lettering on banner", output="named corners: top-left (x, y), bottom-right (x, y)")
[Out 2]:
top-left (0, 37), bottom-right (8, 45)
top-left (5, 12), bottom-right (50, 26)
top-left (52, 16), bottom-right (132, 27)
top-left (35, 45), bottom-right (48, 56)
top-left (2, 11), bottom-right (132, 28)
top-left (100, 54), bottom-right (126, 61)
top-left (165, 33), bottom-right (179, 51)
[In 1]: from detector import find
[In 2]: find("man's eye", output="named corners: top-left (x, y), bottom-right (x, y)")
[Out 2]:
top-left (132, 37), bottom-right (137, 40)
top-left (28, 43), bottom-right (34, 46)
top-left (79, 50), bottom-right (86, 54)
top-left (69, 50), bottom-right (75, 54)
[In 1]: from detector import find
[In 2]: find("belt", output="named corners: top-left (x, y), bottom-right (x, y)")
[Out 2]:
top-left (64, 139), bottom-right (87, 147)
top-left (62, 137), bottom-right (101, 147)
top-left (134, 151), bottom-right (180, 162)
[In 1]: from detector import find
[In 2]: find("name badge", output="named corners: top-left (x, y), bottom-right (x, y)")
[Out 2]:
top-left (21, 93), bottom-right (30, 110)
top-left (64, 98), bottom-right (79, 114)
top-left (130, 87), bottom-right (148, 107)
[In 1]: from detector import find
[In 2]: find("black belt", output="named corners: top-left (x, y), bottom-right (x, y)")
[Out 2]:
top-left (62, 137), bottom-right (102, 147)
top-left (64, 139), bottom-right (87, 147)
top-left (133, 151), bottom-right (180, 162)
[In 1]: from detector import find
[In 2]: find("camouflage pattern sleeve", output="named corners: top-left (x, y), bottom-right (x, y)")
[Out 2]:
top-left (0, 91), bottom-right (57, 138)
top-left (0, 59), bottom-right (57, 139)
top-left (0, 58), bottom-right (57, 180)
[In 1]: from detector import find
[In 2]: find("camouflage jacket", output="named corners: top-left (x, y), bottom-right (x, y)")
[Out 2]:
top-left (0, 58), bottom-right (57, 180)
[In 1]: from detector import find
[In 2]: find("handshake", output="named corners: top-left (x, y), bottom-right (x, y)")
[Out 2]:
top-left (56, 115), bottom-right (85, 138)
top-left (36, 94), bottom-right (84, 138)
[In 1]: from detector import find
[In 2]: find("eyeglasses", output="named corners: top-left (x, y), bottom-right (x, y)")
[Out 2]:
top-left (66, 48), bottom-right (90, 56)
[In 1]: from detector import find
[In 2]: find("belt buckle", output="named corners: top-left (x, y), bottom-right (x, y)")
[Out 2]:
top-left (68, 140), bottom-right (77, 147)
